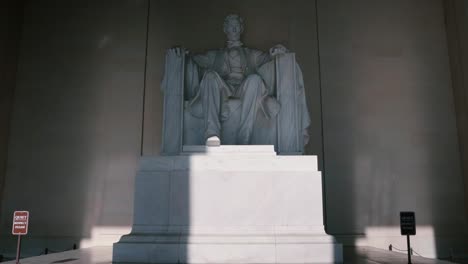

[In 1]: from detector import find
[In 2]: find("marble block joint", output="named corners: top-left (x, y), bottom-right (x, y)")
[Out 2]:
top-left (113, 145), bottom-right (343, 263)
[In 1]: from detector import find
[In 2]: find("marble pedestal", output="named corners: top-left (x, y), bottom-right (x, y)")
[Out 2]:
top-left (113, 145), bottom-right (343, 263)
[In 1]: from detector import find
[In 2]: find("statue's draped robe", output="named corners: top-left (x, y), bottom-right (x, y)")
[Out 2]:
top-left (163, 47), bottom-right (311, 145)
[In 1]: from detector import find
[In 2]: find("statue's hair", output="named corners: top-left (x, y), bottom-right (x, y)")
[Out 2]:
top-left (224, 14), bottom-right (244, 31)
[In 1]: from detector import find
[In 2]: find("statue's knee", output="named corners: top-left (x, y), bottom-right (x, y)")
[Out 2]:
top-left (202, 70), bottom-right (220, 82)
top-left (242, 74), bottom-right (263, 94)
top-left (200, 71), bottom-right (224, 93)
top-left (246, 74), bottom-right (262, 84)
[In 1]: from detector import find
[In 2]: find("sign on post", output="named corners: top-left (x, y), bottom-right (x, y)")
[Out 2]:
top-left (400, 211), bottom-right (415, 264)
top-left (12, 211), bottom-right (29, 235)
top-left (12, 211), bottom-right (29, 264)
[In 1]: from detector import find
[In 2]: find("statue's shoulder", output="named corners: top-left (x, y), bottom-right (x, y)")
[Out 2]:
top-left (191, 49), bottom-right (222, 68)
top-left (193, 49), bottom-right (225, 60)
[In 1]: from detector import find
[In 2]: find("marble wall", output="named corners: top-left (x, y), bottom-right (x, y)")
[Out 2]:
top-left (318, 0), bottom-right (467, 257)
top-left (0, 0), bottom-right (467, 259)
top-left (0, 0), bottom-right (147, 256)
top-left (445, 0), bottom-right (468, 227)
top-left (0, 0), bottom-right (23, 220)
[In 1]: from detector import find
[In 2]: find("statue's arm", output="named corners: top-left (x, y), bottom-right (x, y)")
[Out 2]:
top-left (249, 49), bottom-right (271, 68)
top-left (186, 51), bottom-right (217, 100)
top-left (162, 48), bottom-right (217, 99)
top-left (192, 51), bottom-right (217, 69)
top-left (185, 56), bottom-right (199, 100)
top-left (251, 44), bottom-right (289, 69)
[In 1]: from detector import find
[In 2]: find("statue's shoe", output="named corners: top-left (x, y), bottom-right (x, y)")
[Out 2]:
top-left (206, 136), bottom-right (221, 146)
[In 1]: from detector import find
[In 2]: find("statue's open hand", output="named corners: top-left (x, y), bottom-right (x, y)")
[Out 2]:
top-left (269, 44), bottom-right (289, 57)
top-left (168, 46), bottom-right (188, 57)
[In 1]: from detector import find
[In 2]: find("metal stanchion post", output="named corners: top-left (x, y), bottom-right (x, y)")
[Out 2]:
top-left (15, 235), bottom-right (22, 264)
top-left (407, 234), bottom-right (412, 264)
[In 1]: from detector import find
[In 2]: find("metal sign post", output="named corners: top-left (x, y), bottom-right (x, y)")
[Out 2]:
top-left (406, 234), bottom-right (412, 264)
top-left (15, 235), bottom-right (22, 264)
top-left (400, 211), bottom-right (416, 264)
top-left (12, 211), bottom-right (29, 264)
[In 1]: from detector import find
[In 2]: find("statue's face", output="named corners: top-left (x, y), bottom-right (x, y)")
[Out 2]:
top-left (224, 18), bottom-right (243, 41)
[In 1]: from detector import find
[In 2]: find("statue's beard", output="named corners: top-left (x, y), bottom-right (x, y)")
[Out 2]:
top-left (226, 40), bottom-right (243, 49)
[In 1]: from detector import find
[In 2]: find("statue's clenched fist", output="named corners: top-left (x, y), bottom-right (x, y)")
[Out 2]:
top-left (168, 46), bottom-right (188, 57)
top-left (269, 44), bottom-right (289, 57)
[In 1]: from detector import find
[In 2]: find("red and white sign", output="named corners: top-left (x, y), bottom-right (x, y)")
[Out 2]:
top-left (12, 211), bottom-right (29, 235)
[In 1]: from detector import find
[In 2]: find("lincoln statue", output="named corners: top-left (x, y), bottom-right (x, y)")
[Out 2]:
top-left (162, 14), bottom-right (310, 149)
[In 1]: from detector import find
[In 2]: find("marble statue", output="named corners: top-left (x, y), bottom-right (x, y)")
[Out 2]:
top-left (161, 14), bottom-right (310, 153)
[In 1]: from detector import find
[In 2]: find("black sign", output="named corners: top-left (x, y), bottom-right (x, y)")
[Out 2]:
top-left (400, 211), bottom-right (416, 235)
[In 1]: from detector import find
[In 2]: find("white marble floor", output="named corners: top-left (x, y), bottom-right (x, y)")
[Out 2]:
top-left (0, 246), bottom-right (461, 264)
top-left (344, 247), bottom-right (461, 264)
top-left (1, 247), bottom-right (112, 264)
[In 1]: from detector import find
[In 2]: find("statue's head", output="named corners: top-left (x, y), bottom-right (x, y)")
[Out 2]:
top-left (223, 14), bottom-right (244, 41)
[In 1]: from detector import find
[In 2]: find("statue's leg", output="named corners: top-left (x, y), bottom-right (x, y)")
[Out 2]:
top-left (236, 74), bottom-right (265, 144)
top-left (199, 70), bottom-right (227, 140)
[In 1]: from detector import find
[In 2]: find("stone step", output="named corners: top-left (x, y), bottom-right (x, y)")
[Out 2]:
top-left (181, 145), bottom-right (276, 156)
top-left (139, 155), bottom-right (318, 172)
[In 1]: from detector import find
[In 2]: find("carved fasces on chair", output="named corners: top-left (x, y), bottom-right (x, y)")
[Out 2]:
top-left (161, 48), bottom-right (185, 155)
top-left (276, 53), bottom-right (303, 154)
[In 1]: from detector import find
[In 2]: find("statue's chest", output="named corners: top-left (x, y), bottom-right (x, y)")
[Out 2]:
top-left (214, 49), bottom-right (252, 76)
top-left (227, 49), bottom-right (242, 70)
